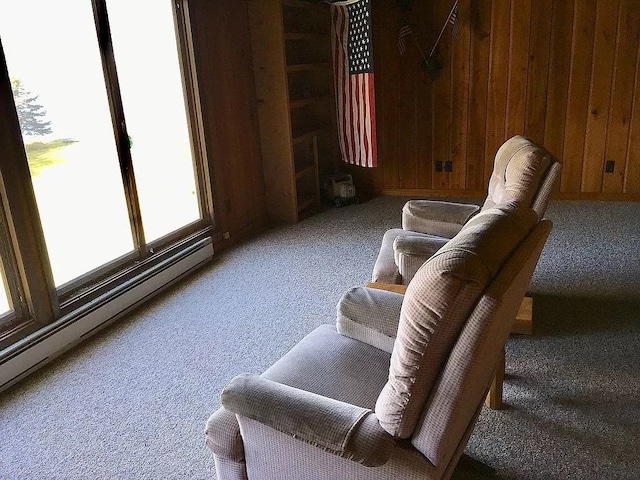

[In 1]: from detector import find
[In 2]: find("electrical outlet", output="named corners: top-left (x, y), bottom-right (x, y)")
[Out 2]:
top-left (605, 160), bottom-right (615, 173)
top-left (435, 161), bottom-right (443, 172)
top-left (223, 231), bottom-right (230, 240)
top-left (444, 160), bottom-right (453, 172)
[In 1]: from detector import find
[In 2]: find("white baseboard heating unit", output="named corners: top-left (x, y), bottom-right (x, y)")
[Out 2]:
top-left (0, 237), bottom-right (213, 393)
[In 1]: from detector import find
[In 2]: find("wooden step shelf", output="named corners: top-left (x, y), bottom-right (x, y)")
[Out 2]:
top-left (284, 32), bottom-right (326, 41)
top-left (287, 62), bottom-right (330, 73)
top-left (249, 0), bottom-right (336, 224)
top-left (296, 194), bottom-right (316, 212)
top-left (289, 96), bottom-right (330, 109)
top-left (292, 127), bottom-right (326, 145)
top-left (295, 163), bottom-right (316, 180)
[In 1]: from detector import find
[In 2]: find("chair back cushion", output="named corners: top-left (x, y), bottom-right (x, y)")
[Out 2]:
top-left (482, 135), bottom-right (553, 216)
top-left (411, 218), bottom-right (551, 469)
top-left (375, 203), bottom-right (538, 439)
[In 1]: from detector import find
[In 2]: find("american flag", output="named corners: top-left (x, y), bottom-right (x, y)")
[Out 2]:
top-left (398, 24), bottom-right (413, 56)
top-left (448, 3), bottom-right (460, 39)
top-left (330, 0), bottom-right (378, 168)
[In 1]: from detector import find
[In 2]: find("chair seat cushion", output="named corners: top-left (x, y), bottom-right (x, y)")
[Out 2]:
top-left (205, 325), bottom-right (391, 465)
top-left (262, 324), bottom-right (392, 409)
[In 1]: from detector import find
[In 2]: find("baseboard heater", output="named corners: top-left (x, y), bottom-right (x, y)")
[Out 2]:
top-left (0, 237), bottom-right (213, 393)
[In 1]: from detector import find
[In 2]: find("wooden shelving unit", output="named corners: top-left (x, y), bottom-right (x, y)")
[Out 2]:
top-left (248, 0), bottom-right (338, 223)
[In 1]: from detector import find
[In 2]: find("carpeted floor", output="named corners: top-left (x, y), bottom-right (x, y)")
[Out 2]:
top-left (0, 196), bottom-right (638, 479)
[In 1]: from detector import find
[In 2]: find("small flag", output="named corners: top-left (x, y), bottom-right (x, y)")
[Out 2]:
top-left (398, 24), bottom-right (413, 55)
top-left (448, 4), bottom-right (459, 39)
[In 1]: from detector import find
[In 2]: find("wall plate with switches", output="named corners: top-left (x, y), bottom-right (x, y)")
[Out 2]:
top-left (605, 160), bottom-right (615, 173)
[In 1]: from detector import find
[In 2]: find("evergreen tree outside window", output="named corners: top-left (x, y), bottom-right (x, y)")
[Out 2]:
top-left (10, 79), bottom-right (52, 137)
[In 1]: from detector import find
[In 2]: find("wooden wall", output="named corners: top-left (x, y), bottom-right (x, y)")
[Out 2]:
top-left (350, 0), bottom-right (640, 200)
top-left (188, 0), bottom-right (268, 245)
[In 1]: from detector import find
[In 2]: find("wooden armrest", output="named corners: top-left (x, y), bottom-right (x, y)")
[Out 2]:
top-left (366, 282), bottom-right (408, 295)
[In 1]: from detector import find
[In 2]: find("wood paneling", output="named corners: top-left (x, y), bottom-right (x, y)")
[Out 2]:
top-left (562, 0), bottom-right (597, 193)
top-left (189, 0), bottom-right (268, 241)
top-left (603, 0), bottom-right (640, 193)
top-left (626, 44), bottom-right (640, 193)
top-left (466, 0), bottom-right (491, 191)
top-left (432, 0), bottom-right (453, 190)
top-left (544, 0), bottom-right (573, 169)
top-left (450, 0), bottom-right (471, 190)
top-left (505, 0), bottom-right (531, 140)
top-left (362, 0), bottom-right (640, 200)
top-left (524, 0), bottom-right (552, 144)
top-left (582, 0), bottom-right (618, 193)
top-left (484, 0), bottom-right (510, 188)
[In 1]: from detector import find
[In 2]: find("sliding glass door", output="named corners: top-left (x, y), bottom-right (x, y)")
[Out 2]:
top-left (1, 0), bottom-right (135, 288)
top-left (0, 0), bottom-right (211, 346)
top-left (0, 0), bottom-right (207, 291)
top-left (106, 0), bottom-right (201, 243)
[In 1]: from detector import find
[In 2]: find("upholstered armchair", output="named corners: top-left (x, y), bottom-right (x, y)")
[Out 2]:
top-left (372, 135), bottom-right (561, 286)
top-left (205, 203), bottom-right (552, 480)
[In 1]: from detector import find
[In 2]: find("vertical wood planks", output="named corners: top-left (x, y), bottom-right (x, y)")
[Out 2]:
top-left (582, 0), bottom-right (618, 193)
top-left (466, 0), bottom-right (491, 191)
top-left (397, 7), bottom-right (419, 189)
top-left (431, 0), bottom-right (454, 190)
top-left (603, 0), bottom-right (640, 193)
top-left (416, 0), bottom-right (435, 190)
top-left (625, 44), bottom-right (640, 194)
top-left (338, 0), bottom-right (640, 199)
top-left (561, 0), bottom-right (596, 193)
top-left (450, 0), bottom-right (471, 190)
top-left (543, 0), bottom-right (574, 164)
top-left (524, 0), bottom-right (552, 144)
top-left (505, 0), bottom-right (531, 139)
top-left (376, 0), bottom-right (400, 190)
top-left (191, 0), bottom-right (268, 232)
top-left (484, 0), bottom-right (510, 187)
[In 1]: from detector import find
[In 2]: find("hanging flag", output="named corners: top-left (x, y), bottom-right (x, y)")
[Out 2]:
top-left (330, 0), bottom-right (378, 168)
top-left (398, 24), bottom-right (413, 55)
top-left (448, 3), bottom-right (460, 39)
top-left (428, 0), bottom-right (460, 59)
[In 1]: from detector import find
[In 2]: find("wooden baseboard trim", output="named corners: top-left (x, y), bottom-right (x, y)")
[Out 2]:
top-left (379, 189), bottom-right (485, 198)
top-left (377, 189), bottom-right (640, 202)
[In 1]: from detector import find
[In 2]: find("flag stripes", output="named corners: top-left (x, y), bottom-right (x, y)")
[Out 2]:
top-left (398, 24), bottom-right (412, 55)
top-left (330, 0), bottom-right (377, 168)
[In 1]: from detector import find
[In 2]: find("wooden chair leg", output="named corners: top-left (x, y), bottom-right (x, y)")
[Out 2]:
top-left (512, 296), bottom-right (533, 335)
top-left (485, 348), bottom-right (506, 409)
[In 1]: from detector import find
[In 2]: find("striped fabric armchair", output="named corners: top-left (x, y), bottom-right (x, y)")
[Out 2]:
top-left (205, 202), bottom-right (552, 480)
top-left (372, 135), bottom-right (561, 286)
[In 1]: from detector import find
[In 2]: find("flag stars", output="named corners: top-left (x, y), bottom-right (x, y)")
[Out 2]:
top-left (347, 0), bottom-right (373, 74)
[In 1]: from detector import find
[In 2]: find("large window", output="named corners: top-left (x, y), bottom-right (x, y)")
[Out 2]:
top-left (0, 0), bottom-right (211, 350)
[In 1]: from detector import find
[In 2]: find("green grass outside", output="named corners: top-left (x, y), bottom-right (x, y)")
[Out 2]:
top-left (25, 138), bottom-right (77, 176)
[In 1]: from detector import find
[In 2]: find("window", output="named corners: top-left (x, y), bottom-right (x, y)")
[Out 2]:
top-left (0, 1), bottom-right (212, 356)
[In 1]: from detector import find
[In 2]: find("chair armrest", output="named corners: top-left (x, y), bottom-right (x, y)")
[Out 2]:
top-left (393, 235), bottom-right (450, 284)
top-left (402, 200), bottom-right (480, 238)
top-left (393, 234), bottom-right (449, 258)
top-left (222, 374), bottom-right (394, 467)
top-left (336, 286), bottom-right (404, 353)
top-left (205, 407), bottom-right (244, 462)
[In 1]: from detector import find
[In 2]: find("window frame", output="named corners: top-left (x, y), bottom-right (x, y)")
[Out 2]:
top-left (0, 0), bottom-right (214, 349)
